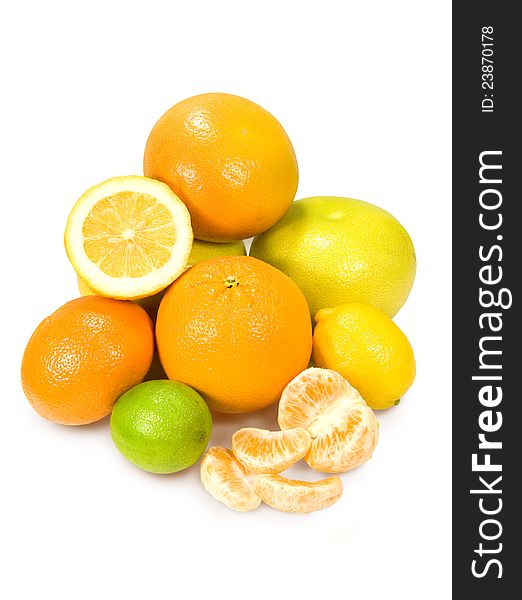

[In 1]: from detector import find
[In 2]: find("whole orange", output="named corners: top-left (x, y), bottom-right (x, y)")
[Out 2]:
top-left (21, 296), bottom-right (154, 425)
top-left (156, 256), bottom-right (312, 413)
top-left (143, 93), bottom-right (298, 241)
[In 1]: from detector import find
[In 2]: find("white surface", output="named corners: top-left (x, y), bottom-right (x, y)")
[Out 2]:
top-left (1, 1), bottom-right (451, 598)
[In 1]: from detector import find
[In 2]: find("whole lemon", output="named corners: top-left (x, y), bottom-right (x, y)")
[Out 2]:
top-left (186, 238), bottom-right (246, 267)
top-left (76, 274), bottom-right (166, 323)
top-left (250, 197), bottom-right (416, 318)
top-left (312, 303), bottom-right (415, 410)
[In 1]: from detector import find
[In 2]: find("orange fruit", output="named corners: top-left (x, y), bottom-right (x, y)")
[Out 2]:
top-left (143, 93), bottom-right (298, 241)
top-left (278, 368), bottom-right (379, 473)
top-left (21, 296), bottom-right (154, 425)
top-left (156, 256), bottom-right (312, 413)
top-left (232, 427), bottom-right (311, 474)
top-left (200, 447), bottom-right (261, 512)
top-left (255, 474), bottom-right (343, 513)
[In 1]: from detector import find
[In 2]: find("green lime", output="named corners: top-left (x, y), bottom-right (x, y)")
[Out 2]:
top-left (110, 380), bottom-right (212, 474)
top-left (250, 197), bottom-right (416, 318)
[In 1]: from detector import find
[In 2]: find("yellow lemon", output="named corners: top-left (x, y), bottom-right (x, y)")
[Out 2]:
top-left (312, 303), bottom-right (415, 410)
top-left (187, 238), bottom-right (246, 267)
top-left (65, 175), bottom-right (193, 300)
top-left (76, 273), bottom-right (166, 322)
top-left (77, 275), bottom-right (96, 297)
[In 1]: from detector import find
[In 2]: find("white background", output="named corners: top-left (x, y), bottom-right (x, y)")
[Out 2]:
top-left (1, 1), bottom-right (451, 598)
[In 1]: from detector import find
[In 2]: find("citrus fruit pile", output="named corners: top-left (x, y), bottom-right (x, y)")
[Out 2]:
top-left (20, 92), bottom-right (416, 515)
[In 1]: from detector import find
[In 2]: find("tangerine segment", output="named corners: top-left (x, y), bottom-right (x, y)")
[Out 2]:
top-left (65, 176), bottom-right (193, 300)
top-left (278, 368), bottom-right (362, 436)
top-left (232, 427), bottom-right (311, 474)
top-left (307, 405), bottom-right (379, 473)
top-left (278, 368), bottom-right (379, 473)
top-left (200, 447), bottom-right (261, 512)
top-left (255, 474), bottom-right (343, 513)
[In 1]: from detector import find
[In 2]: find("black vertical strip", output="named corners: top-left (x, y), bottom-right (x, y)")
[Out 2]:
top-left (453, 2), bottom-right (520, 596)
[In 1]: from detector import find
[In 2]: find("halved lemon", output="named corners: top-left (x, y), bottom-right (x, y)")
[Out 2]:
top-left (65, 176), bottom-right (193, 299)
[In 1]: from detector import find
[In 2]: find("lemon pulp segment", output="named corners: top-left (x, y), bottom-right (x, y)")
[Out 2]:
top-left (65, 176), bottom-right (193, 299)
top-left (82, 191), bottom-right (177, 278)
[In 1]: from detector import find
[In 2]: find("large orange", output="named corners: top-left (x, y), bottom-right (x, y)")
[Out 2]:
top-left (156, 256), bottom-right (312, 413)
top-left (143, 93), bottom-right (298, 241)
top-left (21, 296), bottom-right (154, 425)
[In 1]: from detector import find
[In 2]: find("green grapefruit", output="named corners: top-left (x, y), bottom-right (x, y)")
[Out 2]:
top-left (250, 196), bottom-right (416, 317)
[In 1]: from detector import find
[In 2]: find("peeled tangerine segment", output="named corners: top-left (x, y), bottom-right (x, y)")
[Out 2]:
top-left (278, 367), bottom-right (379, 473)
top-left (232, 427), bottom-right (311, 474)
top-left (200, 447), bottom-right (261, 512)
top-left (255, 474), bottom-right (343, 513)
top-left (307, 404), bottom-right (379, 473)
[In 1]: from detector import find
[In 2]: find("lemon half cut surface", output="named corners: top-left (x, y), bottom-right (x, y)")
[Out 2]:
top-left (65, 176), bottom-right (193, 299)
